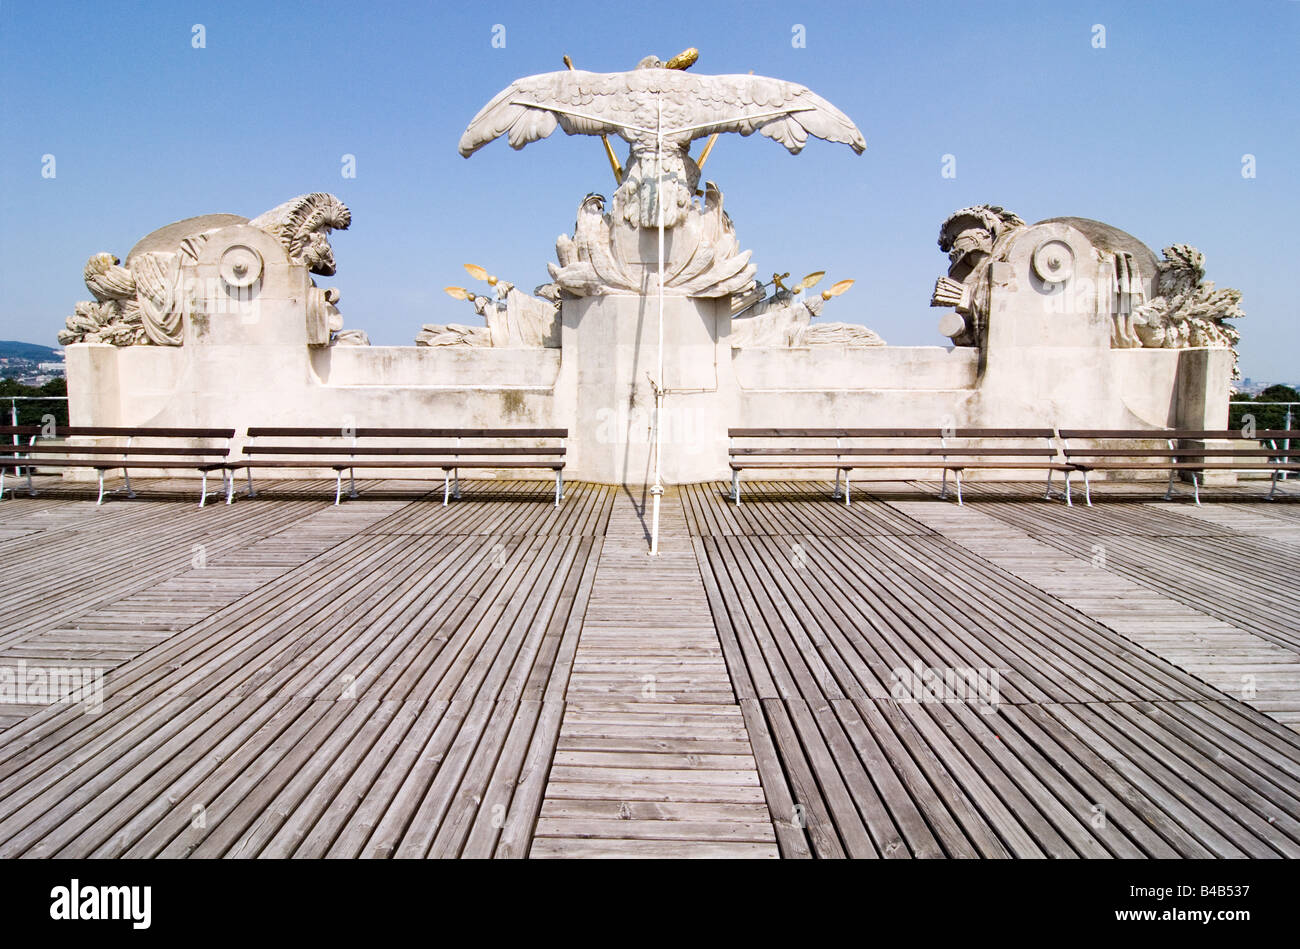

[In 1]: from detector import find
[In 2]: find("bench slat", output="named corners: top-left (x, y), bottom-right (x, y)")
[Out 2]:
top-left (729, 427), bottom-right (1058, 438)
top-left (245, 427), bottom-right (567, 438)
top-left (1065, 448), bottom-right (1300, 458)
top-left (731, 447), bottom-right (1057, 457)
top-left (1059, 429), bottom-right (1300, 441)
top-left (242, 445), bottom-right (562, 456)
top-left (234, 459), bottom-right (563, 469)
top-left (11, 445), bottom-right (228, 456)
top-left (51, 426), bottom-right (235, 438)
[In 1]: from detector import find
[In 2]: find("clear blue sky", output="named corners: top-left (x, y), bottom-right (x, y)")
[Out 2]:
top-left (2, 0), bottom-right (1297, 379)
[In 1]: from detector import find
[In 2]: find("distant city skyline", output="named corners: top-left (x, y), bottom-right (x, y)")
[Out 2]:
top-left (1, 0), bottom-right (1296, 377)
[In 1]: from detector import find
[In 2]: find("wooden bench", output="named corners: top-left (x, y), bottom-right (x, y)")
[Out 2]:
top-left (0, 425), bottom-right (235, 505)
top-left (1059, 429), bottom-right (1300, 505)
top-left (229, 427), bottom-right (568, 506)
top-left (727, 428), bottom-right (1074, 505)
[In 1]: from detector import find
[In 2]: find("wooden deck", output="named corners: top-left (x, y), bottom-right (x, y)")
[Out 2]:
top-left (532, 487), bottom-right (778, 858)
top-left (0, 475), bottom-right (1298, 858)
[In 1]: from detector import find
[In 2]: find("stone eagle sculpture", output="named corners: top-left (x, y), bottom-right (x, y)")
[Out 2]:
top-left (457, 54), bottom-right (865, 299)
top-left (458, 57), bottom-right (865, 230)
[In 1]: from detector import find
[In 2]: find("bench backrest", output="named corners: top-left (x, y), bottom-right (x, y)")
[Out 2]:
top-left (240, 428), bottom-right (567, 459)
top-left (0, 426), bottom-right (232, 438)
top-left (1, 426), bottom-right (234, 459)
top-left (1060, 429), bottom-right (1300, 459)
top-left (1060, 428), bottom-right (1300, 441)
top-left (728, 428), bottom-right (1061, 460)
top-left (1, 426), bottom-right (235, 437)
top-left (245, 427), bottom-right (566, 438)
top-left (729, 428), bottom-right (1057, 439)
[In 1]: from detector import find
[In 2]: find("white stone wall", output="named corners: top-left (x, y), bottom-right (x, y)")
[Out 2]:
top-left (63, 221), bottom-right (1233, 485)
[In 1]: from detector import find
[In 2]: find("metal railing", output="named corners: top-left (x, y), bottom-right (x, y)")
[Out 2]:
top-left (5, 396), bottom-right (69, 448)
top-left (1228, 400), bottom-right (1296, 480)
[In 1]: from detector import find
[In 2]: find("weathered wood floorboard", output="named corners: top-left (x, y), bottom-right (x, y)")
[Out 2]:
top-left (682, 480), bottom-right (1300, 858)
top-left (2, 477), bottom-right (1297, 857)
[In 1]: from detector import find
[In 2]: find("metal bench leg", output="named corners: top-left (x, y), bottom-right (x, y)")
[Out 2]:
top-left (844, 470), bottom-right (851, 507)
top-left (349, 468), bottom-right (359, 500)
top-left (0, 468), bottom-right (6, 501)
top-left (443, 470), bottom-right (451, 506)
top-left (25, 465), bottom-right (34, 496)
top-left (200, 471), bottom-right (208, 508)
top-left (939, 467), bottom-right (949, 500)
top-left (1043, 467), bottom-right (1054, 500)
top-left (1163, 467), bottom-right (1176, 500)
top-left (225, 470), bottom-right (235, 505)
top-left (1082, 470), bottom-right (1093, 506)
top-left (832, 468), bottom-right (843, 500)
top-left (1268, 469), bottom-right (1280, 500)
top-left (246, 469), bottom-right (256, 498)
top-left (1192, 472), bottom-right (1201, 506)
top-left (1064, 470), bottom-right (1073, 507)
top-left (554, 470), bottom-right (562, 508)
top-left (954, 470), bottom-right (963, 505)
top-left (97, 471), bottom-right (106, 506)
top-left (334, 471), bottom-right (344, 506)
top-left (731, 470), bottom-right (740, 503)
top-left (123, 469), bottom-right (135, 499)
top-left (453, 469), bottom-right (461, 500)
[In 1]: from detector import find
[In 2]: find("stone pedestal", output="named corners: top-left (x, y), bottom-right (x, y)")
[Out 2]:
top-left (1175, 347), bottom-right (1237, 485)
top-left (555, 294), bottom-right (732, 485)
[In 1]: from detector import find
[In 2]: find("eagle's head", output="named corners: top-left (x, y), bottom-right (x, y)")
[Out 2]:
top-left (575, 193), bottom-right (606, 240)
top-left (83, 252), bottom-right (120, 278)
top-left (83, 252), bottom-right (136, 301)
top-left (636, 48), bottom-right (698, 70)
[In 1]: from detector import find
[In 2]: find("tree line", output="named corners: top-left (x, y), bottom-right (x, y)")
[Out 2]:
top-left (1229, 384), bottom-right (1300, 431)
top-left (0, 377), bottom-right (69, 426)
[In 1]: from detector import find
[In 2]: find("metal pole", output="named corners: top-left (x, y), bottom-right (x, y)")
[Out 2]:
top-left (650, 92), bottom-right (665, 556)
top-left (1286, 404), bottom-right (1294, 481)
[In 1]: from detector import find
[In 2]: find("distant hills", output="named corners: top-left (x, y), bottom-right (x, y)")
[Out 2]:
top-left (0, 340), bottom-right (61, 361)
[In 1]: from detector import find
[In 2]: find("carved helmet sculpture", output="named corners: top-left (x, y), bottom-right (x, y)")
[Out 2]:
top-left (928, 204), bottom-right (1244, 373)
top-left (59, 194), bottom-right (354, 347)
top-left (249, 193), bottom-right (352, 277)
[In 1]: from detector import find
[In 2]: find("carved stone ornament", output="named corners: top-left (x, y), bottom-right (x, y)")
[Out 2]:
top-left (59, 194), bottom-right (363, 348)
top-left (548, 186), bottom-right (755, 298)
top-left (1111, 243), bottom-right (1243, 372)
top-left (731, 287), bottom-right (885, 349)
top-left (218, 245), bottom-right (263, 289)
top-left (1031, 239), bottom-right (1074, 284)
top-left (928, 204), bottom-right (1027, 347)
top-left (417, 286), bottom-right (559, 349)
top-left (458, 54), bottom-right (864, 298)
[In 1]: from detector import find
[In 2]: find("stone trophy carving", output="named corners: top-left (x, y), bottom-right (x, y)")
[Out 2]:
top-left (58, 193), bottom-right (367, 348)
top-left (1112, 244), bottom-right (1242, 352)
top-left (930, 205), bottom-right (1244, 370)
top-left (730, 273), bottom-right (885, 348)
top-left (417, 266), bottom-right (560, 348)
top-left (456, 51), bottom-right (865, 299)
top-left (929, 205), bottom-right (1026, 347)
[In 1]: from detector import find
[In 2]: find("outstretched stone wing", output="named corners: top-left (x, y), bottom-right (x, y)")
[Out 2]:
top-left (458, 69), bottom-right (865, 156)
